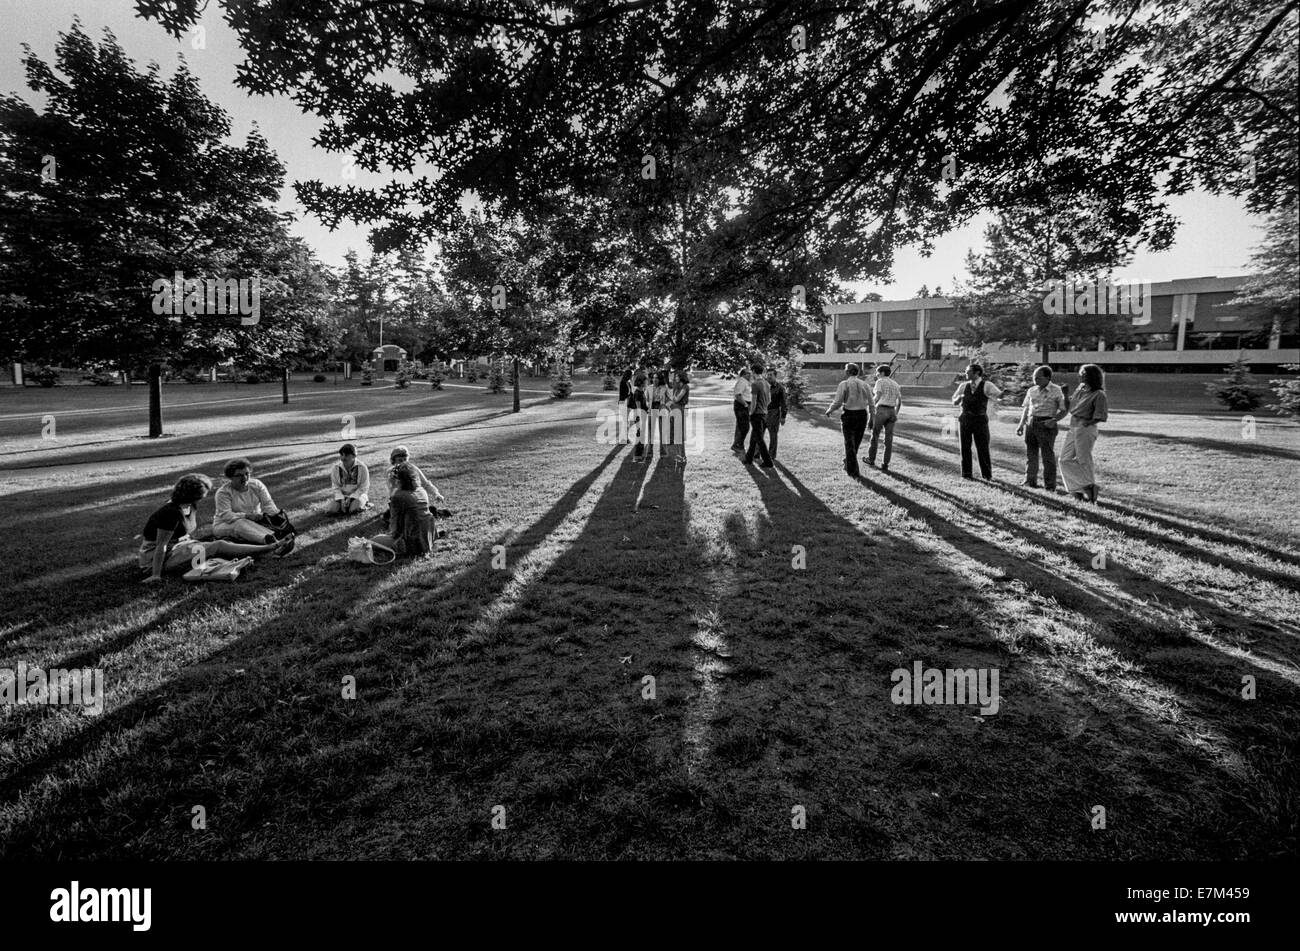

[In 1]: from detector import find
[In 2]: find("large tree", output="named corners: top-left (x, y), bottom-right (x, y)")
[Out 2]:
top-left (952, 203), bottom-right (1145, 360)
top-left (1233, 201), bottom-right (1300, 344)
top-left (439, 208), bottom-right (581, 411)
top-left (134, 0), bottom-right (1297, 361)
top-left (0, 23), bottom-right (331, 434)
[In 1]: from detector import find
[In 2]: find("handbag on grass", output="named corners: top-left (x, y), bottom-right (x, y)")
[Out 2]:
top-left (347, 537), bottom-right (397, 565)
top-left (182, 556), bottom-right (254, 583)
top-left (261, 510), bottom-right (297, 539)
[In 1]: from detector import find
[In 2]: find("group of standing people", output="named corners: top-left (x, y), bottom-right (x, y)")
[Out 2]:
top-left (619, 366), bottom-right (692, 462)
top-left (730, 363), bottom-right (789, 467)
top-left (822, 362), bottom-right (904, 478)
top-left (820, 359), bottom-right (1108, 500)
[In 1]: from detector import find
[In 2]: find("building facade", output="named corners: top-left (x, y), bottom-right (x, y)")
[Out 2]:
top-left (805, 275), bottom-right (1299, 368)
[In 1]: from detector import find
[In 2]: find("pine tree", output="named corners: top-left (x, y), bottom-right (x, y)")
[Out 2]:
top-left (782, 347), bottom-right (810, 409)
top-left (487, 360), bottom-right (505, 393)
top-left (1000, 362), bottom-right (1038, 406)
top-left (1267, 364), bottom-right (1300, 420)
top-left (1207, 356), bottom-right (1263, 410)
top-left (551, 357), bottom-right (573, 399)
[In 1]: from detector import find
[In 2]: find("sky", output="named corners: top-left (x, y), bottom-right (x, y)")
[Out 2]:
top-left (0, 0), bottom-right (1267, 299)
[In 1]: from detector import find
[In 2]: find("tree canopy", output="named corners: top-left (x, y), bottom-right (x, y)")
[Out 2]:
top-left (122, 1), bottom-right (1299, 361)
top-left (0, 23), bottom-right (336, 375)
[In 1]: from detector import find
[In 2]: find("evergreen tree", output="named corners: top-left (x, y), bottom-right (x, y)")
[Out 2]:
top-left (550, 356), bottom-right (573, 399)
top-left (1267, 365), bottom-right (1300, 420)
top-left (781, 347), bottom-right (810, 409)
top-left (1207, 356), bottom-right (1263, 411)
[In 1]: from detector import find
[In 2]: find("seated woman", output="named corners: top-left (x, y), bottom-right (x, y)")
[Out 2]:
top-left (213, 458), bottom-right (293, 549)
top-left (140, 473), bottom-right (290, 582)
top-left (372, 463), bottom-right (434, 559)
top-left (384, 445), bottom-right (447, 535)
top-left (386, 445), bottom-right (444, 506)
top-left (330, 443), bottom-right (370, 515)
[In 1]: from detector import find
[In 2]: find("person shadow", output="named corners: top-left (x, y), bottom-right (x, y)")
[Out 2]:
top-left (0, 445), bottom-right (629, 857)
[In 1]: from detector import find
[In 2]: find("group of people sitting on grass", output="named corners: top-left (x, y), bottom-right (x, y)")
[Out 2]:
top-left (618, 365), bottom-right (692, 463)
top-left (819, 359), bottom-right (1109, 501)
top-left (138, 445), bottom-right (449, 581)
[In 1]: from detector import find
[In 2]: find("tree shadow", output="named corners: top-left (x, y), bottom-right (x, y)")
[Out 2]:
top-left (2, 426), bottom-right (1294, 859)
top-left (982, 482), bottom-right (1300, 582)
top-left (886, 469), bottom-right (1300, 645)
top-left (0, 446), bottom-right (628, 857)
top-left (1103, 430), bottom-right (1300, 463)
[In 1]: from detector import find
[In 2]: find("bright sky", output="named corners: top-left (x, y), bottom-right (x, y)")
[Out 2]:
top-left (1, 0), bottom-right (1267, 298)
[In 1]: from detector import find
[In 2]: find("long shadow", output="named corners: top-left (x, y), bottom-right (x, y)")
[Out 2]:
top-left (979, 481), bottom-right (1300, 584)
top-left (1095, 497), bottom-right (1300, 569)
top-left (0, 446), bottom-right (628, 854)
top-left (734, 462), bottom-right (1296, 859)
top-left (0, 393), bottom-right (527, 471)
top-left (3, 432), bottom-right (1294, 859)
top-left (881, 426), bottom-right (1300, 571)
top-left (857, 471), bottom-right (1300, 735)
top-left (0, 454), bottom-right (369, 634)
top-left (1103, 429), bottom-right (1300, 462)
top-left (886, 469), bottom-right (1300, 644)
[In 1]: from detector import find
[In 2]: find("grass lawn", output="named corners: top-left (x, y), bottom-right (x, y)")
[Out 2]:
top-left (0, 375), bottom-right (1297, 859)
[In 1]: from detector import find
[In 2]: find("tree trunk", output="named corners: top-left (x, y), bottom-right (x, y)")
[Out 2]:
top-left (282, 366), bottom-right (290, 404)
top-left (512, 358), bottom-right (520, 413)
top-left (1040, 340), bottom-right (1050, 365)
top-left (147, 362), bottom-right (163, 438)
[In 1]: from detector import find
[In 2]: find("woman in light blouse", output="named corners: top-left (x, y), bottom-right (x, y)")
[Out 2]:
top-left (1060, 364), bottom-right (1109, 502)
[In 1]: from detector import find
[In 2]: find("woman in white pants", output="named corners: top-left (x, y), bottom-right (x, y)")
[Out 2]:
top-left (213, 458), bottom-right (287, 542)
top-left (1060, 364), bottom-right (1109, 502)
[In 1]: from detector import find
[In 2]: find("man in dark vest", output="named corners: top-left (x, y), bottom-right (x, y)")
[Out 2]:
top-left (951, 363), bottom-right (1002, 480)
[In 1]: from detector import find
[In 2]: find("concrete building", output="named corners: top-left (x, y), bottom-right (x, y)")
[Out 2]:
top-left (805, 275), bottom-right (1299, 368)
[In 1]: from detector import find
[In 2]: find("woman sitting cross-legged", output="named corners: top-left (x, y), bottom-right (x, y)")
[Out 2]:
top-left (329, 442), bottom-right (371, 515)
top-left (140, 473), bottom-right (291, 583)
top-left (386, 445), bottom-right (444, 506)
top-left (384, 444), bottom-right (447, 536)
top-left (372, 463), bottom-right (435, 559)
top-left (213, 458), bottom-right (294, 552)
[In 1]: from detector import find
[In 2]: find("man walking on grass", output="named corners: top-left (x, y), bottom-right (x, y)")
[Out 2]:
top-left (865, 363), bottom-right (902, 472)
top-left (825, 363), bottom-right (873, 478)
top-left (731, 366), bottom-right (752, 452)
top-left (743, 362), bottom-right (774, 468)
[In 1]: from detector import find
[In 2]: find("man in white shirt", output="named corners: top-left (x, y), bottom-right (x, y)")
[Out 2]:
top-left (730, 367), bottom-right (752, 452)
top-left (1015, 365), bottom-right (1069, 490)
top-left (866, 364), bottom-right (903, 472)
top-left (951, 363), bottom-right (1002, 480)
top-left (824, 363), bottom-right (874, 477)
